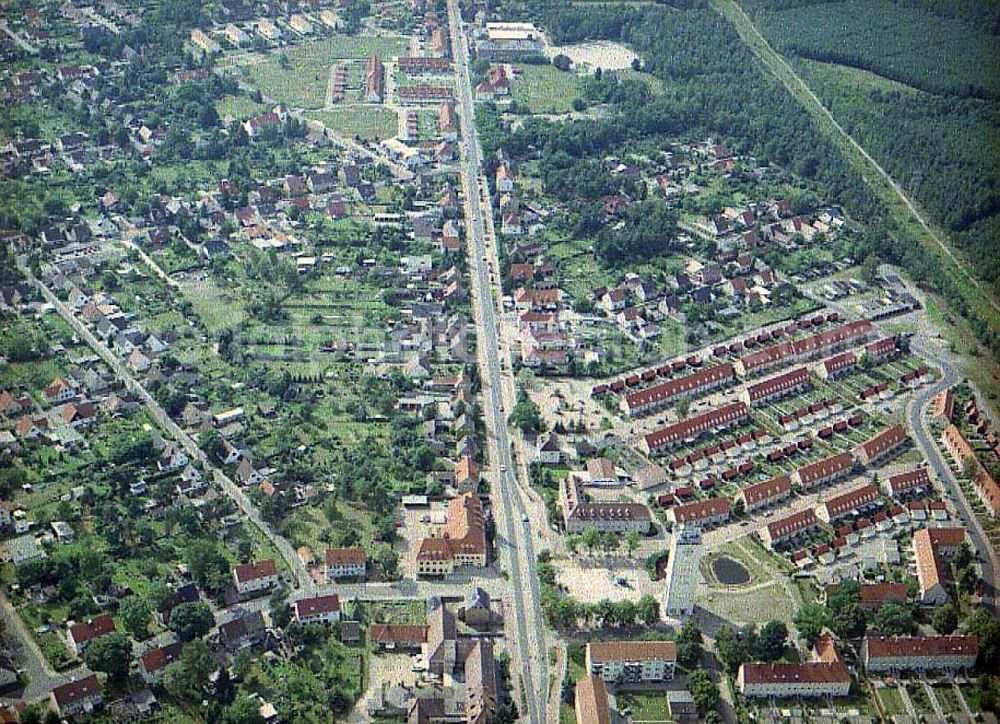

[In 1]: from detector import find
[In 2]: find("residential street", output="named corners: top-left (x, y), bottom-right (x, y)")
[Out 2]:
top-left (18, 259), bottom-right (311, 591)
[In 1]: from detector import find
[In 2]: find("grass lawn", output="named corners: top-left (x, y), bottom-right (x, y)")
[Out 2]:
top-left (907, 684), bottom-right (931, 711)
top-left (180, 277), bottom-right (246, 333)
top-left (216, 93), bottom-right (269, 120)
top-left (615, 692), bottom-right (670, 721)
top-left (877, 686), bottom-right (907, 717)
top-left (934, 685), bottom-right (961, 714)
top-left (511, 63), bottom-right (582, 114)
top-left (308, 107), bottom-right (398, 141)
top-left (364, 600), bottom-right (426, 625)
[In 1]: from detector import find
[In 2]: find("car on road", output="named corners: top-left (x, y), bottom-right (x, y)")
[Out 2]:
top-left (522, 515), bottom-right (529, 523)
top-left (500, 464), bottom-right (507, 473)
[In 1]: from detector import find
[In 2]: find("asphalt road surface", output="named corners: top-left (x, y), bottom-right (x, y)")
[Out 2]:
top-left (445, 2), bottom-right (549, 720)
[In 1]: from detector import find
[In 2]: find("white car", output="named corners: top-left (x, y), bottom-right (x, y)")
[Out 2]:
top-left (500, 464), bottom-right (507, 473)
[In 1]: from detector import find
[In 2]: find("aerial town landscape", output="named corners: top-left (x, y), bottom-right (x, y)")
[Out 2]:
top-left (1, 0), bottom-right (999, 722)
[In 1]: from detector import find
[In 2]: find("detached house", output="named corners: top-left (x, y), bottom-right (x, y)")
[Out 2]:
top-left (68, 614), bottom-right (116, 656)
top-left (233, 559), bottom-right (279, 597)
top-left (324, 547), bottom-right (367, 580)
top-left (294, 594), bottom-right (341, 625)
top-left (51, 675), bottom-right (103, 718)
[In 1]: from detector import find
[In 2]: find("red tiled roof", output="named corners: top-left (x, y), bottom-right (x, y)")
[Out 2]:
top-left (740, 475), bottom-right (791, 506)
top-left (766, 509), bottom-right (818, 541)
top-left (740, 661), bottom-right (849, 685)
top-left (795, 452), bottom-right (853, 486)
top-left (234, 559), bottom-right (277, 583)
top-left (644, 402), bottom-right (748, 451)
top-left (820, 483), bottom-right (879, 519)
top-left (52, 675), bottom-right (101, 708)
top-left (745, 366), bottom-right (810, 402)
top-left (294, 594), bottom-right (340, 618)
top-left (369, 624), bottom-right (428, 644)
top-left (623, 363), bottom-right (734, 411)
top-left (739, 320), bottom-right (874, 374)
top-left (670, 497), bottom-right (730, 523)
top-left (588, 640), bottom-right (676, 663)
top-left (887, 468), bottom-right (931, 494)
top-left (858, 424), bottom-right (907, 461)
top-left (141, 641), bottom-right (183, 673)
top-left (69, 614), bottom-right (115, 645)
top-left (865, 635), bottom-right (978, 660)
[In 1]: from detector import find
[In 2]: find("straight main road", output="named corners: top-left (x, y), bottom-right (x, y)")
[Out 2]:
top-left (445, 1), bottom-right (548, 720)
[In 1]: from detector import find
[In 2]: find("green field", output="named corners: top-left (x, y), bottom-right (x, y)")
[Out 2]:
top-left (216, 93), bottom-right (269, 121)
top-left (511, 63), bottom-right (583, 114)
top-left (244, 36), bottom-right (408, 109)
top-left (308, 107), bottom-right (398, 141)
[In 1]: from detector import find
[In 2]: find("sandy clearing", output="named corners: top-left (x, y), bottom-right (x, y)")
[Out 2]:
top-left (547, 40), bottom-right (638, 71)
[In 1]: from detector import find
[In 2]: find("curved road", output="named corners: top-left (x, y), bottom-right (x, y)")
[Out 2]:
top-left (907, 335), bottom-right (997, 613)
top-left (445, 2), bottom-right (549, 720)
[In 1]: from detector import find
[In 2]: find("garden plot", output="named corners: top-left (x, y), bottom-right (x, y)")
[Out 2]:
top-left (242, 36), bottom-right (408, 110)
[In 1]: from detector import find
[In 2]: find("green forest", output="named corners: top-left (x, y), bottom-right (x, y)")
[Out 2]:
top-left (744, 0), bottom-right (1000, 98)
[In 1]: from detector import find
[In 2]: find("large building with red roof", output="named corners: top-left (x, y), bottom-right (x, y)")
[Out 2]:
top-left (416, 493), bottom-right (487, 577)
top-left (863, 635), bottom-right (978, 673)
top-left (737, 636), bottom-right (850, 698)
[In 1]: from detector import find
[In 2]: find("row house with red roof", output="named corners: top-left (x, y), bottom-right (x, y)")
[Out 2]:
top-left (737, 636), bottom-right (850, 698)
top-left (941, 424), bottom-right (1000, 517)
top-left (642, 402), bottom-right (749, 455)
top-left (855, 424), bottom-right (908, 466)
top-left (622, 363), bottom-right (735, 417)
top-left (735, 320), bottom-right (875, 377)
top-left (862, 634), bottom-right (978, 673)
top-left (761, 508), bottom-right (820, 549)
top-left (740, 366), bottom-right (810, 407)
top-left (816, 483), bottom-right (880, 524)
top-left (884, 467), bottom-right (933, 499)
top-left (792, 452), bottom-right (854, 491)
top-left (666, 497), bottom-right (730, 528)
top-left (737, 474), bottom-right (792, 513)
